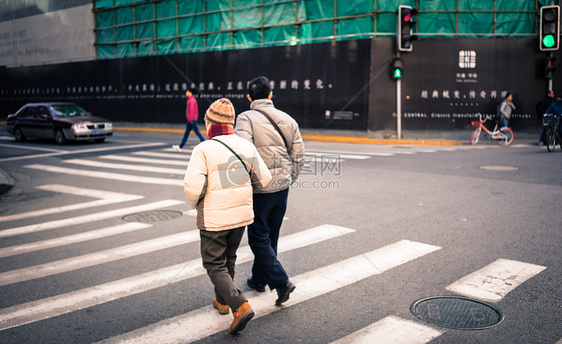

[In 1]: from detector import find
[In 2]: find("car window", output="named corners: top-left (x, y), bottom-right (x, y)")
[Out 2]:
top-left (50, 104), bottom-right (89, 117)
top-left (20, 107), bottom-right (36, 118)
top-left (37, 106), bottom-right (49, 118)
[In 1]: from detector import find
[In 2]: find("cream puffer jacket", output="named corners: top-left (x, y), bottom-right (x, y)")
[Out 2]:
top-left (184, 134), bottom-right (272, 231)
top-left (235, 99), bottom-right (305, 193)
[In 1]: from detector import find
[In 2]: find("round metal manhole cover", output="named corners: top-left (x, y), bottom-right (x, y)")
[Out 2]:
top-left (480, 165), bottom-right (519, 171)
top-left (122, 210), bottom-right (183, 223)
top-left (410, 296), bottom-right (504, 330)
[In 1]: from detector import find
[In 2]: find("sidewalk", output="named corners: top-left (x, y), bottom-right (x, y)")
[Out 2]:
top-left (0, 123), bottom-right (540, 196)
top-left (114, 122), bottom-right (539, 145)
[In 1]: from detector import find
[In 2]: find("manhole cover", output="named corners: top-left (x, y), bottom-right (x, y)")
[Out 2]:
top-left (480, 165), bottom-right (519, 171)
top-left (122, 210), bottom-right (182, 223)
top-left (410, 296), bottom-right (504, 330)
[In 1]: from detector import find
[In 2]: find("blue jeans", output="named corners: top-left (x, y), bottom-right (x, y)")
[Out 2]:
top-left (179, 119), bottom-right (205, 148)
top-left (247, 188), bottom-right (290, 290)
top-left (500, 115), bottom-right (509, 129)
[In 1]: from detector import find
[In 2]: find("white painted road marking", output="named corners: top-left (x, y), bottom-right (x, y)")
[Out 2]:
top-left (306, 151), bottom-right (371, 160)
top-left (0, 222), bottom-right (152, 258)
top-left (0, 184), bottom-right (143, 222)
top-left (331, 316), bottom-right (444, 344)
top-left (98, 240), bottom-right (441, 344)
top-left (0, 142), bottom-right (167, 162)
top-left (132, 151), bottom-right (191, 160)
top-left (24, 164), bottom-right (183, 185)
top-left (0, 224), bottom-right (354, 331)
top-left (64, 159), bottom-right (186, 174)
top-left (446, 258), bottom-right (547, 303)
top-left (0, 199), bottom-right (184, 238)
top-left (99, 154), bottom-right (188, 166)
top-left (0, 230), bottom-right (200, 287)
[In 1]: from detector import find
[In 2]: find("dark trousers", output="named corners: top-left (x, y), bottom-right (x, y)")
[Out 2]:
top-left (248, 188), bottom-right (289, 290)
top-left (180, 119), bottom-right (205, 148)
top-left (200, 226), bottom-right (247, 311)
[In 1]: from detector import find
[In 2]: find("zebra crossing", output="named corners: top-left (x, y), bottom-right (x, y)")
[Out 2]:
top-left (20, 144), bottom-right (494, 185)
top-left (1, 145), bottom-right (551, 342)
top-left (0, 182), bottom-right (548, 342)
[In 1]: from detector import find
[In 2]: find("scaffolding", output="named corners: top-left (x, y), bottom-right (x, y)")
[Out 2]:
top-left (93, 0), bottom-right (548, 59)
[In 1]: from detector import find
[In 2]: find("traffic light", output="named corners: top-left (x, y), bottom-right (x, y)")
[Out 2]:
top-left (545, 56), bottom-right (557, 79)
top-left (397, 5), bottom-right (418, 52)
top-left (391, 57), bottom-right (403, 79)
top-left (540, 5), bottom-right (560, 51)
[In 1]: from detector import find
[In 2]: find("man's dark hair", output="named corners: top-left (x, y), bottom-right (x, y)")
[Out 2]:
top-left (188, 87), bottom-right (197, 94)
top-left (248, 76), bottom-right (271, 100)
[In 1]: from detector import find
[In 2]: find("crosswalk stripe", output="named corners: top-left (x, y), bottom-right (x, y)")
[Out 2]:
top-left (99, 155), bottom-right (188, 166)
top-left (306, 152), bottom-right (370, 160)
top-left (98, 240), bottom-right (441, 344)
top-left (64, 159), bottom-right (186, 175)
top-left (0, 142), bottom-right (167, 162)
top-left (36, 184), bottom-right (140, 199)
top-left (24, 164), bottom-right (182, 185)
top-left (0, 224), bottom-right (354, 331)
top-left (0, 199), bottom-right (184, 239)
top-left (0, 185), bottom-right (143, 222)
top-left (133, 151), bottom-right (191, 159)
top-left (0, 230), bottom-right (200, 287)
top-left (0, 222), bottom-right (152, 259)
top-left (330, 316), bottom-right (444, 344)
top-left (446, 258), bottom-right (547, 303)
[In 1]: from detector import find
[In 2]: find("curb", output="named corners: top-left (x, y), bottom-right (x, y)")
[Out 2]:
top-left (113, 126), bottom-right (464, 146)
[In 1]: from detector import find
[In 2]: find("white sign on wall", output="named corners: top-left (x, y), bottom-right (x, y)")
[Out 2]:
top-left (0, 4), bottom-right (95, 68)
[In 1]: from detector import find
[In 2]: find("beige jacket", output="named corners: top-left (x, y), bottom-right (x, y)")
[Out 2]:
top-left (235, 99), bottom-right (305, 193)
top-left (183, 134), bottom-right (272, 231)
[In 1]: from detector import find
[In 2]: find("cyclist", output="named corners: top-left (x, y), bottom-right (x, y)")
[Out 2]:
top-left (536, 90), bottom-right (555, 145)
top-left (545, 94), bottom-right (562, 138)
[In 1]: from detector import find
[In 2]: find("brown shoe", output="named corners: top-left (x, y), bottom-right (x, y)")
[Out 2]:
top-left (229, 302), bottom-right (254, 334)
top-left (212, 297), bottom-right (230, 315)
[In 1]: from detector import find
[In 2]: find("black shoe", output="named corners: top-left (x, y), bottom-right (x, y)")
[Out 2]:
top-left (247, 277), bottom-right (266, 292)
top-left (275, 281), bottom-right (296, 306)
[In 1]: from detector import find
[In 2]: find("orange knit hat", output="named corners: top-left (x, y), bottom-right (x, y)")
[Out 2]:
top-left (205, 98), bottom-right (235, 125)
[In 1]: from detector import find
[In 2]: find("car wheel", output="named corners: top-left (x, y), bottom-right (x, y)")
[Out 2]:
top-left (54, 129), bottom-right (67, 145)
top-left (14, 128), bottom-right (26, 142)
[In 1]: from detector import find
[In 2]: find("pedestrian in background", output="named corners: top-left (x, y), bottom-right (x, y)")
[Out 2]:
top-left (536, 90), bottom-right (554, 145)
top-left (173, 88), bottom-right (205, 152)
top-left (235, 76), bottom-right (304, 306)
top-left (183, 98), bottom-right (272, 334)
top-left (499, 93), bottom-right (516, 129)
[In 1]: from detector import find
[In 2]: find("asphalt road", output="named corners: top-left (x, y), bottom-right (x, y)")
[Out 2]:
top-left (0, 129), bottom-right (560, 344)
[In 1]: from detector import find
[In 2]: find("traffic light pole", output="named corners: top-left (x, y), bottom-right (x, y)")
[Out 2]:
top-left (548, 51), bottom-right (554, 91)
top-left (396, 51), bottom-right (402, 140)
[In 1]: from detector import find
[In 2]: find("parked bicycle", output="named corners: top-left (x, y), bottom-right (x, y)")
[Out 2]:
top-left (470, 113), bottom-right (514, 146)
top-left (543, 114), bottom-right (562, 152)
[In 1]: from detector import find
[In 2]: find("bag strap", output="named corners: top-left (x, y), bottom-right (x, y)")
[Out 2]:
top-left (211, 138), bottom-right (250, 175)
top-left (253, 109), bottom-right (290, 153)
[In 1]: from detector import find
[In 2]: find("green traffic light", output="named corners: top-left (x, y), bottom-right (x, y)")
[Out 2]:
top-left (394, 68), bottom-right (401, 78)
top-left (543, 34), bottom-right (556, 48)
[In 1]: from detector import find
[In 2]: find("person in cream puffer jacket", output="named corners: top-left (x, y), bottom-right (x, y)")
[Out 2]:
top-left (183, 98), bottom-right (271, 334)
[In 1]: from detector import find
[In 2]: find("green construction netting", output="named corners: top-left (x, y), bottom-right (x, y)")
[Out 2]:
top-left (94, 0), bottom-right (545, 59)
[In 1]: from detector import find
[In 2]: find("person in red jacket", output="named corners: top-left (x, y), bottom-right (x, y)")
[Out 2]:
top-left (173, 88), bottom-right (205, 152)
